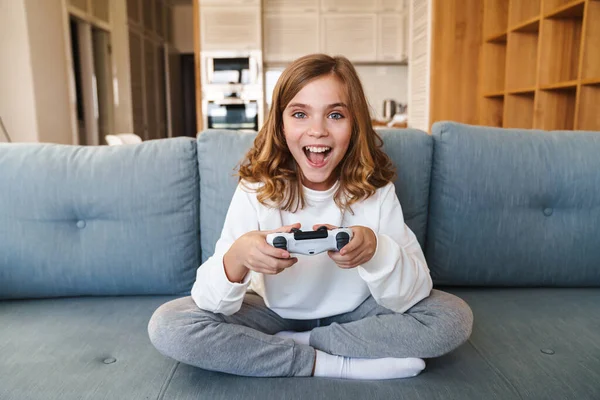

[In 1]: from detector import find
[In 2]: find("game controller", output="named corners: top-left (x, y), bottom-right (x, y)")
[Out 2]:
top-left (266, 226), bottom-right (353, 255)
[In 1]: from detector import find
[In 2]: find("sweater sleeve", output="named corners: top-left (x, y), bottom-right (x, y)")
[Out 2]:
top-left (357, 184), bottom-right (433, 313)
top-left (190, 183), bottom-right (258, 315)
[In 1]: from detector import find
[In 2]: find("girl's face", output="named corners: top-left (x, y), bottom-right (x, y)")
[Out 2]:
top-left (282, 75), bottom-right (352, 191)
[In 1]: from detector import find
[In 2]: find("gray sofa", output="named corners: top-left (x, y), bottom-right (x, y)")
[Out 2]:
top-left (1, 122), bottom-right (599, 400)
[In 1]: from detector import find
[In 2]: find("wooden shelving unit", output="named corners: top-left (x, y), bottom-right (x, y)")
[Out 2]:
top-left (478, 0), bottom-right (600, 130)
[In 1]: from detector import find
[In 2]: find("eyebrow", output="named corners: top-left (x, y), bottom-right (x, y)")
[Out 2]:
top-left (287, 102), bottom-right (348, 109)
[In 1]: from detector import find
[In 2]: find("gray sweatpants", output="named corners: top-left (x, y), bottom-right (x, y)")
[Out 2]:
top-left (148, 289), bottom-right (473, 378)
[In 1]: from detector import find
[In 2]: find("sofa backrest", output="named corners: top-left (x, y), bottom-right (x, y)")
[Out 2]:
top-left (426, 122), bottom-right (600, 287)
top-left (197, 128), bottom-right (433, 263)
top-left (0, 138), bottom-right (200, 299)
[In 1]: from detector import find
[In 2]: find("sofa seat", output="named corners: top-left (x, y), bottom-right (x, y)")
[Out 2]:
top-left (449, 288), bottom-right (600, 400)
top-left (3, 289), bottom-right (598, 399)
top-left (0, 296), bottom-right (179, 400)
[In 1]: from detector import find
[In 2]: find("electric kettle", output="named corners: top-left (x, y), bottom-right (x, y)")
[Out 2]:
top-left (383, 99), bottom-right (397, 120)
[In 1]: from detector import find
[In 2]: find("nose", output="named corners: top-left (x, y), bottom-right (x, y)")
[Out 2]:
top-left (309, 118), bottom-right (327, 137)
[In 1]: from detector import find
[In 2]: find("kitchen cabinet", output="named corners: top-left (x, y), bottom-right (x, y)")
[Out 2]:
top-left (200, 7), bottom-right (262, 50)
top-left (379, 0), bottom-right (406, 12)
top-left (200, 0), bottom-right (260, 5)
top-left (320, 0), bottom-right (378, 12)
top-left (321, 14), bottom-right (377, 62)
top-left (127, 0), bottom-right (141, 27)
top-left (264, 0), bottom-right (319, 13)
top-left (264, 14), bottom-right (319, 63)
top-left (378, 14), bottom-right (407, 61)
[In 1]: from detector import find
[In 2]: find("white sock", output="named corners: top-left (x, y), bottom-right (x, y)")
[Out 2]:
top-left (313, 350), bottom-right (425, 380)
top-left (274, 330), bottom-right (311, 346)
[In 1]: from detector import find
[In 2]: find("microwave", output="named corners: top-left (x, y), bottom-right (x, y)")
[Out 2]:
top-left (202, 51), bottom-right (262, 86)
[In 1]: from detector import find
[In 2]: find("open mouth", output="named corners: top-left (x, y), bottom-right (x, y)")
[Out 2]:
top-left (303, 146), bottom-right (332, 167)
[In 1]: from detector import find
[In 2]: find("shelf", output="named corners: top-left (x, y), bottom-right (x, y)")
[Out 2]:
top-left (481, 42), bottom-right (507, 93)
top-left (480, 97), bottom-right (504, 127)
top-left (507, 87), bottom-right (536, 95)
top-left (510, 17), bottom-right (540, 33)
top-left (534, 87), bottom-right (576, 130)
top-left (539, 16), bottom-right (583, 85)
top-left (505, 31), bottom-right (539, 90)
top-left (577, 85), bottom-right (600, 130)
top-left (581, 1), bottom-right (600, 80)
top-left (581, 78), bottom-right (600, 86)
top-left (483, 0), bottom-right (509, 39)
top-left (540, 80), bottom-right (578, 90)
top-left (543, 0), bottom-right (581, 10)
top-left (479, 0), bottom-right (599, 132)
top-left (509, 0), bottom-right (541, 28)
top-left (483, 91), bottom-right (505, 98)
top-left (544, 0), bottom-right (585, 18)
top-left (486, 32), bottom-right (508, 43)
top-left (505, 93), bottom-right (535, 129)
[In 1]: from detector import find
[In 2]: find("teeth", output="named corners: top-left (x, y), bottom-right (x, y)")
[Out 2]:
top-left (304, 146), bottom-right (330, 153)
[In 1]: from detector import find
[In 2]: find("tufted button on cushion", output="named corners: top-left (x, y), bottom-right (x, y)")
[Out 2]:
top-left (76, 220), bottom-right (86, 229)
top-left (543, 208), bottom-right (553, 217)
top-left (103, 357), bottom-right (117, 364)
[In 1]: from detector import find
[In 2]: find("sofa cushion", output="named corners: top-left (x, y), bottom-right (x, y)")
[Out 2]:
top-left (197, 129), bottom-right (432, 263)
top-left (449, 288), bottom-right (600, 400)
top-left (0, 296), bottom-right (179, 400)
top-left (197, 130), bottom-right (257, 264)
top-left (160, 341), bottom-right (519, 399)
top-left (0, 138), bottom-right (199, 298)
top-left (427, 122), bottom-right (600, 286)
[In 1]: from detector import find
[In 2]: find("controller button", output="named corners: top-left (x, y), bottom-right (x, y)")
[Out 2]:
top-left (317, 226), bottom-right (328, 231)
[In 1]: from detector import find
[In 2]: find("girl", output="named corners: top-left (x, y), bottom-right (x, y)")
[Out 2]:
top-left (149, 54), bottom-right (473, 380)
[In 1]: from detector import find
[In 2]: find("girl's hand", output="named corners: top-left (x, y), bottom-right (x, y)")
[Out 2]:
top-left (312, 224), bottom-right (377, 269)
top-left (224, 223), bottom-right (301, 282)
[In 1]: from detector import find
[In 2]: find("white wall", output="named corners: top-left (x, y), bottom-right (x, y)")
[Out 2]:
top-left (111, 0), bottom-right (134, 134)
top-left (25, 0), bottom-right (72, 144)
top-left (355, 65), bottom-right (408, 120)
top-left (173, 4), bottom-right (194, 53)
top-left (0, 0), bottom-right (39, 142)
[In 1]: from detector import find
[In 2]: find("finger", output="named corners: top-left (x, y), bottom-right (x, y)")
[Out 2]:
top-left (327, 250), bottom-right (353, 266)
top-left (328, 249), bottom-right (367, 269)
top-left (339, 242), bottom-right (360, 257)
top-left (348, 247), bottom-right (375, 268)
top-left (339, 235), bottom-right (360, 256)
top-left (278, 222), bottom-right (301, 233)
top-left (278, 257), bottom-right (299, 269)
top-left (312, 223), bottom-right (338, 231)
top-left (258, 239), bottom-right (292, 259)
top-left (261, 222), bottom-right (301, 236)
top-left (259, 257), bottom-right (299, 274)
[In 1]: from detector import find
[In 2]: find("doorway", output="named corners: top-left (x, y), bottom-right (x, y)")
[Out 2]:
top-left (69, 17), bottom-right (114, 145)
top-left (181, 54), bottom-right (197, 138)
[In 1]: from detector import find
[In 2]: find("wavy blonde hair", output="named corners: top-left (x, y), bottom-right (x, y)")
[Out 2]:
top-left (237, 54), bottom-right (396, 213)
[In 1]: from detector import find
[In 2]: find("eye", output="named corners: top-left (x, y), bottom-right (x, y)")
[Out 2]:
top-left (329, 112), bottom-right (344, 120)
top-left (292, 112), bottom-right (307, 119)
